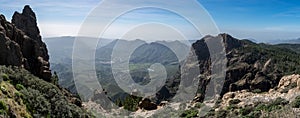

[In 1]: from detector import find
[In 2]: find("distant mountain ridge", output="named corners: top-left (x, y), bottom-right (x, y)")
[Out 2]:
top-left (96, 39), bottom-right (189, 64)
top-left (44, 36), bottom-right (114, 63)
top-left (268, 38), bottom-right (300, 44)
top-left (45, 36), bottom-right (190, 65)
top-left (45, 32), bottom-right (300, 117)
top-left (50, 38), bottom-right (190, 94)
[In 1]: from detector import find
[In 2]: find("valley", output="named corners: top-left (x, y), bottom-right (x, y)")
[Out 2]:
top-left (0, 1), bottom-right (300, 117)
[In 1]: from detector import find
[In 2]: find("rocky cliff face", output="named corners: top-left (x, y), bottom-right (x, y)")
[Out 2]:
top-left (157, 33), bottom-right (300, 103)
top-left (195, 34), bottom-right (300, 101)
top-left (0, 5), bottom-right (51, 81)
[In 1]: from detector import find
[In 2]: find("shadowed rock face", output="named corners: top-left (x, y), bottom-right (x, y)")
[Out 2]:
top-left (192, 34), bottom-right (300, 100)
top-left (0, 5), bottom-right (51, 81)
top-left (155, 33), bottom-right (300, 103)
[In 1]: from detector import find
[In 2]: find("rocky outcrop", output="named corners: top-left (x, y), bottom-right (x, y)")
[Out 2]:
top-left (195, 34), bottom-right (300, 99)
top-left (158, 33), bottom-right (300, 103)
top-left (220, 74), bottom-right (300, 109)
top-left (277, 74), bottom-right (300, 93)
top-left (0, 5), bottom-right (51, 81)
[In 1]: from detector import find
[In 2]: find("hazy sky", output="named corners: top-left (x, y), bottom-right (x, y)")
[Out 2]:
top-left (1, 0), bottom-right (300, 42)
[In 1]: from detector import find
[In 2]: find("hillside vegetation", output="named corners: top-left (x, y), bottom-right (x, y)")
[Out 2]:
top-left (0, 66), bottom-right (92, 117)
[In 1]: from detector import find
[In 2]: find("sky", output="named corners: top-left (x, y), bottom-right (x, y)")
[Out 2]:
top-left (0, 0), bottom-right (300, 42)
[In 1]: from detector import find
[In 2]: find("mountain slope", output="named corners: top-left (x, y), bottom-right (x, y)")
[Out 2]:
top-left (54, 39), bottom-right (189, 94)
top-left (0, 66), bottom-right (91, 117)
top-left (274, 44), bottom-right (300, 53)
top-left (162, 34), bottom-right (300, 117)
top-left (80, 34), bottom-right (300, 117)
top-left (118, 34), bottom-right (300, 117)
top-left (197, 34), bottom-right (300, 95)
top-left (156, 34), bottom-right (300, 103)
top-left (0, 5), bottom-right (92, 117)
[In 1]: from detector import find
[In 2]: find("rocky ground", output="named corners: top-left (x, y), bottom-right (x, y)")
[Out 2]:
top-left (221, 74), bottom-right (300, 109)
top-left (83, 74), bottom-right (300, 117)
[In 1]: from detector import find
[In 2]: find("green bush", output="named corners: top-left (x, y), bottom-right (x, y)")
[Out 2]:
top-left (1, 74), bottom-right (9, 81)
top-left (14, 91), bottom-right (23, 98)
top-left (180, 109), bottom-right (198, 118)
top-left (229, 99), bottom-right (241, 105)
top-left (291, 96), bottom-right (300, 108)
top-left (254, 97), bottom-right (287, 112)
top-left (0, 66), bottom-right (92, 117)
top-left (239, 106), bottom-right (252, 116)
top-left (252, 89), bottom-right (262, 93)
top-left (272, 97), bottom-right (288, 106)
top-left (215, 109), bottom-right (227, 118)
top-left (16, 84), bottom-right (25, 91)
top-left (122, 95), bottom-right (142, 111)
top-left (226, 104), bottom-right (237, 111)
top-left (0, 100), bottom-right (7, 111)
top-left (281, 83), bottom-right (297, 93)
top-left (194, 103), bottom-right (204, 108)
top-left (246, 110), bottom-right (261, 118)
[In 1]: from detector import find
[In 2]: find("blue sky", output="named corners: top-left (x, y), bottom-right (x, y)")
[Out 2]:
top-left (0, 0), bottom-right (300, 42)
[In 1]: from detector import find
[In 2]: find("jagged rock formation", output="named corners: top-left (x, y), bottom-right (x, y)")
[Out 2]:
top-left (0, 5), bottom-right (51, 81)
top-left (158, 33), bottom-right (300, 103)
top-left (0, 5), bottom-right (92, 117)
top-left (222, 74), bottom-right (300, 108)
top-left (194, 34), bottom-right (300, 100)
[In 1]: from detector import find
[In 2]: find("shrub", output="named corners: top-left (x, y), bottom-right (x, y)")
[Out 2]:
top-left (239, 106), bottom-right (252, 116)
top-left (115, 98), bottom-right (123, 107)
top-left (180, 109), bottom-right (198, 118)
top-left (272, 97), bottom-right (288, 106)
top-left (122, 95), bottom-right (142, 111)
top-left (252, 89), bottom-right (262, 93)
top-left (0, 66), bottom-right (92, 117)
top-left (226, 104), bottom-right (237, 111)
top-left (291, 96), bottom-right (300, 108)
top-left (254, 97), bottom-right (287, 112)
top-left (0, 100), bottom-right (7, 111)
top-left (195, 103), bottom-right (204, 108)
top-left (247, 110), bottom-right (261, 118)
top-left (16, 84), bottom-right (25, 91)
top-left (215, 109), bottom-right (227, 118)
top-left (229, 99), bottom-right (241, 105)
top-left (1, 74), bottom-right (9, 81)
top-left (281, 83), bottom-right (297, 93)
top-left (14, 91), bottom-right (23, 98)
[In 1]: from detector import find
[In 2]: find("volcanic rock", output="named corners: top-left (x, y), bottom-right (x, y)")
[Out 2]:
top-left (0, 5), bottom-right (51, 81)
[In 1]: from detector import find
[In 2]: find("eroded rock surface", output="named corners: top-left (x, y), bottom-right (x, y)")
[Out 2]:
top-left (0, 5), bottom-right (51, 81)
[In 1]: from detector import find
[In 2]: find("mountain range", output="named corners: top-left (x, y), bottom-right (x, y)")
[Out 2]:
top-left (47, 33), bottom-right (300, 117)
top-left (1, 5), bottom-right (300, 118)
top-left (268, 38), bottom-right (300, 44)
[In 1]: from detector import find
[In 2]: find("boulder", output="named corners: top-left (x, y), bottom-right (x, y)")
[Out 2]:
top-left (250, 74), bottom-right (272, 92)
top-left (138, 98), bottom-right (157, 110)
